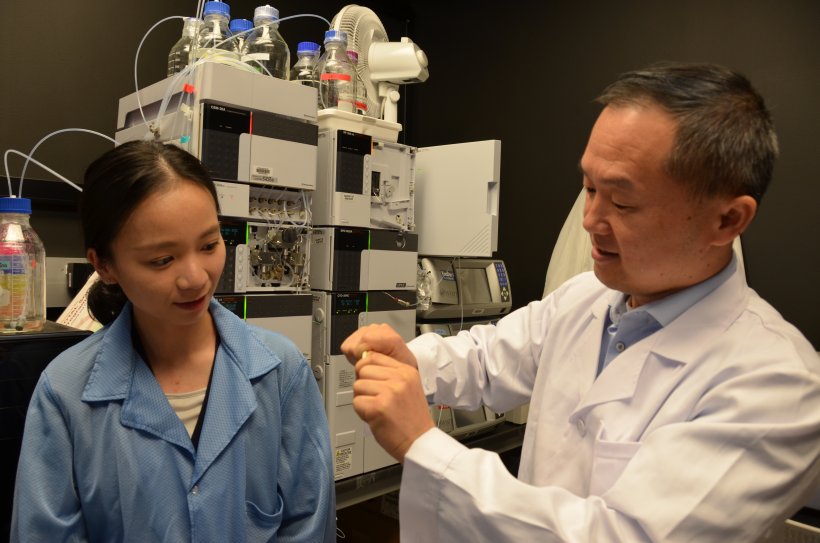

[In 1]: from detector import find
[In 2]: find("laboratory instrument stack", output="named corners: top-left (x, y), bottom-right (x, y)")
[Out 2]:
top-left (309, 72), bottom-right (419, 481)
top-left (118, 4), bottom-right (319, 374)
top-left (412, 140), bottom-right (511, 435)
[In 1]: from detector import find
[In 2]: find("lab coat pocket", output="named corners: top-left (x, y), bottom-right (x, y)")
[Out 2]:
top-left (246, 494), bottom-right (284, 541)
top-left (590, 427), bottom-right (641, 497)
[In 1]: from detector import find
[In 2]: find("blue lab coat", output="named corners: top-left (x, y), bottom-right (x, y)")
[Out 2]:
top-left (12, 300), bottom-right (335, 542)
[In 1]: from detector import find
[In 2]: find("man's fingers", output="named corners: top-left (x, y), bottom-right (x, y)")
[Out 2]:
top-left (355, 352), bottom-right (403, 374)
top-left (342, 324), bottom-right (410, 364)
top-left (354, 361), bottom-right (397, 382)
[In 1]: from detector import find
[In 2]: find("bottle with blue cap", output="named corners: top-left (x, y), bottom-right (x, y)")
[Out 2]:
top-left (346, 49), bottom-right (370, 116)
top-left (243, 4), bottom-right (290, 79)
top-left (167, 17), bottom-right (202, 77)
top-left (194, 1), bottom-right (239, 64)
top-left (0, 197), bottom-right (45, 333)
top-left (229, 18), bottom-right (253, 56)
top-left (291, 41), bottom-right (320, 89)
top-left (314, 30), bottom-right (356, 112)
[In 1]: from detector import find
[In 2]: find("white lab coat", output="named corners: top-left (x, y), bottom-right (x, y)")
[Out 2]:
top-left (402, 265), bottom-right (820, 542)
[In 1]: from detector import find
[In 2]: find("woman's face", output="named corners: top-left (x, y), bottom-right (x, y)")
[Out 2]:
top-left (90, 178), bottom-right (225, 331)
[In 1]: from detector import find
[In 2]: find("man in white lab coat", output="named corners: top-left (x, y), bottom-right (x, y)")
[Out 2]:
top-left (341, 62), bottom-right (820, 542)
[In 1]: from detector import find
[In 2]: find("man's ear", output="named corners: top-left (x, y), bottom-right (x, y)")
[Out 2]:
top-left (713, 195), bottom-right (757, 247)
top-left (87, 248), bottom-right (117, 285)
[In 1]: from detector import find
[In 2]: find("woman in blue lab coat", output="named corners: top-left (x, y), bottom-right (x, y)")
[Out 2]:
top-left (11, 140), bottom-right (335, 542)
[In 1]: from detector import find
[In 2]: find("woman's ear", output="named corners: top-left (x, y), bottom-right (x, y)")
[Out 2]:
top-left (713, 195), bottom-right (757, 247)
top-left (87, 249), bottom-right (117, 285)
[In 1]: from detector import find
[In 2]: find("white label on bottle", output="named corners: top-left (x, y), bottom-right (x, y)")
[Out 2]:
top-left (242, 53), bottom-right (270, 62)
top-left (192, 49), bottom-right (239, 64)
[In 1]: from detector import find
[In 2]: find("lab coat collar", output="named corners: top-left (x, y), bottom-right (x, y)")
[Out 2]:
top-left (572, 261), bottom-right (748, 414)
top-left (81, 299), bottom-right (282, 469)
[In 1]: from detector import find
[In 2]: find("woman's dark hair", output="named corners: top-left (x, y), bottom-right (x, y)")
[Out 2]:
top-left (81, 141), bottom-right (219, 325)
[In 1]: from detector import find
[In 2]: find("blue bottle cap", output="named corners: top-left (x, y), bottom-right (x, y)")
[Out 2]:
top-left (297, 41), bottom-right (320, 54)
top-left (324, 30), bottom-right (348, 46)
top-left (0, 197), bottom-right (32, 214)
top-left (203, 1), bottom-right (230, 18)
top-left (230, 18), bottom-right (253, 34)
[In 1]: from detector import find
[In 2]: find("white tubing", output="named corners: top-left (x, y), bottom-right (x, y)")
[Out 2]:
top-left (4, 149), bottom-right (83, 196)
top-left (17, 128), bottom-right (116, 197)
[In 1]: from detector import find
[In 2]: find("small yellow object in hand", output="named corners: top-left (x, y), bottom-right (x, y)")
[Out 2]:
top-left (361, 350), bottom-right (369, 360)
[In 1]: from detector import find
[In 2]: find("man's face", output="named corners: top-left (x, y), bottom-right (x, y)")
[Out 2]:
top-left (580, 104), bottom-right (725, 306)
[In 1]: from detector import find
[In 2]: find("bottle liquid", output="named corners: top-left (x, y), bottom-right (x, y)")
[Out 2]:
top-left (194, 1), bottom-right (238, 65)
top-left (291, 41), bottom-right (320, 88)
top-left (314, 30), bottom-right (356, 112)
top-left (346, 49), bottom-right (370, 116)
top-left (229, 18), bottom-right (253, 56)
top-left (167, 17), bottom-right (201, 77)
top-left (244, 5), bottom-right (290, 79)
top-left (0, 197), bottom-right (45, 333)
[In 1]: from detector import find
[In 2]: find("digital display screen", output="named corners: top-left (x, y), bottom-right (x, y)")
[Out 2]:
top-left (457, 268), bottom-right (492, 304)
top-left (453, 407), bottom-right (488, 427)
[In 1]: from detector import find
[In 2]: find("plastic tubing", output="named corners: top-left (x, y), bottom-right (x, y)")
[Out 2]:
top-left (17, 128), bottom-right (116, 197)
top-left (153, 55), bottom-right (258, 139)
top-left (142, 12), bottom-right (330, 138)
top-left (302, 190), bottom-right (313, 224)
top-left (135, 16), bottom-right (186, 129)
top-left (4, 149), bottom-right (83, 196)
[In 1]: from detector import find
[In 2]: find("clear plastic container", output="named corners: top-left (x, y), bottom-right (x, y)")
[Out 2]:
top-left (346, 49), bottom-right (370, 116)
top-left (0, 197), bottom-right (45, 333)
top-left (167, 17), bottom-right (201, 77)
top-left (291, 41), bottom-right (320, 88)
top-left (243, 5), bottom-right (290, 79)
top-left (314, 30), bottom-right (356, 112)
top-left (229, 18), bottom-right (253, 56)
top-left (194, 1), bottom-right (239, 65)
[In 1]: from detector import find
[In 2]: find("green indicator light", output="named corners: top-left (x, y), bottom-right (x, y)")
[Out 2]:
top-left (365, 292), bottom-right (369, 313)
top-left (243, 296), bottom-right (248, 319)
top-left (368, 230), bottom-right (371, 250)
top-left (244, 223), bottom-right (249, 244)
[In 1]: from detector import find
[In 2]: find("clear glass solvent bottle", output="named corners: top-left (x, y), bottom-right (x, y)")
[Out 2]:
top-left (167, 17), bottom-right (202, 77)
top-left (314, 30), bottom-right (356, 112)
top-left (291, 41), bottom-right (320, 88)
top-left (194, 1), bottom-right (238, 65)
top-left (346, 49), bottom-right (370, 116)
top-left (229, 18), bottom-right (253, 56)
top-left (244, 5), bottom-right (290, 79)
top-left (0, 197), bottom-right (45, 333)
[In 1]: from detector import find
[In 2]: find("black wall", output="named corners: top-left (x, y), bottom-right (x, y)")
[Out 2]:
top-left (1, 0), bottom-right (817, 347)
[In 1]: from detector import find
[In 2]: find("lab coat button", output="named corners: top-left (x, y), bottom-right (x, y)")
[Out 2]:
top-left (615, 341), bottom-right (625, 352)
top-left (191, 485), bottom-right (199, 496)
top-left (576, 418), bottom-right (586, 436)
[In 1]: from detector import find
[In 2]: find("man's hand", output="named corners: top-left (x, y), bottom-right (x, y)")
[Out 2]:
top-left (352, 352), bottom-right (434, 463)
top-left (341, 323), bottom-right (418, 369)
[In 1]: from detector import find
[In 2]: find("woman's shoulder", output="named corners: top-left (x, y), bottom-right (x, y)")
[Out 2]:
top-left (38, 328), bottom-right (111, 398)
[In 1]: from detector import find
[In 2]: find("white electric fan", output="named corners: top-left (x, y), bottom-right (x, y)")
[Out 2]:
top-left (331, 5), bottom-right (429, 123)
